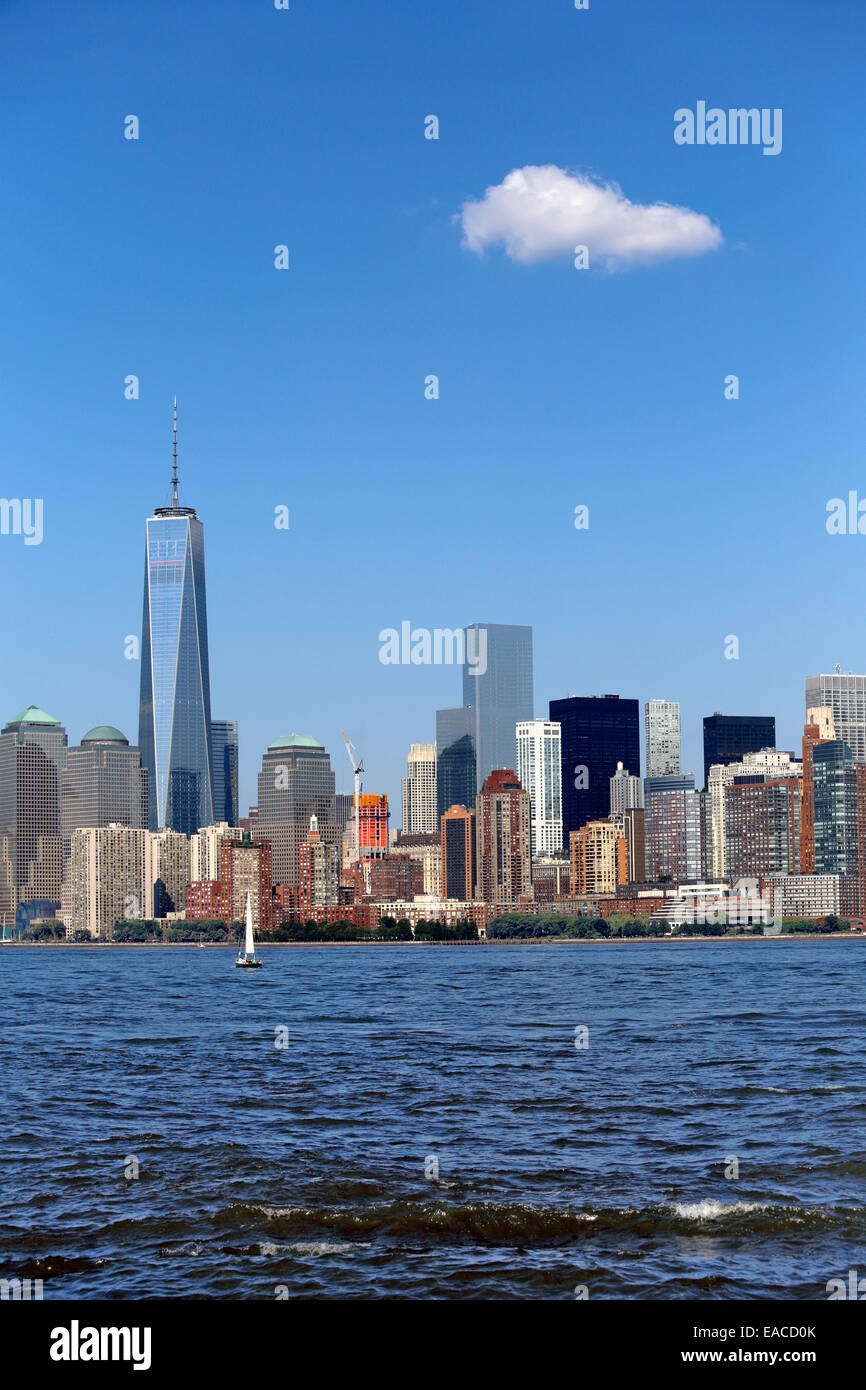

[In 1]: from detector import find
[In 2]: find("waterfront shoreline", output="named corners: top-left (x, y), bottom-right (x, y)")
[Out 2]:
top-left (3, 933), bottom-right (863, 948)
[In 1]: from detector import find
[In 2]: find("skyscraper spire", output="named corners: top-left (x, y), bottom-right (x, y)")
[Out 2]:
top-left (171, 396), bottom-right (179, 509)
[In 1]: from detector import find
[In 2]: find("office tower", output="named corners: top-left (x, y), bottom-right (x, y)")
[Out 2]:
top-left (61, 727), bottom-right (147, 859)
top-left (462, 623), bottom-right (533, 791)
top-left (701, 713), bottom-right (776, 791)
top-left (299, 815), bottom-right (340, 913)
top-left (189, 821), bottom-right (241, 881)
top-left (550, 694), bottom-right (641, 841)
top-left (643, 774), bottom-right (701, 883)
top-left (708, 750), bottom-right (801, 879)
top-left (138, 408), bottom-right (215, 835)
top-left (210, 720), bottom-right (239, 826)
top-left (435, 707), bottom-right (476, 818)
top-left (251, 733), bottom-right (342, 885)
top-left (801, 707), bottom-right (836, 874)
top-left (0, 705), bottom-right (67, 910)
top-left (810, 741), bottom-right (866, 915)
top-left (570, 820), bottom-right (626, 895)
top-left (334, 793), bottom-right (355, 833)
top-left (147, 827), bottom-right (190, 918)
top-left (725, 778), bottom-right (801, 879)
top-left (645, 700), bottom-right (681, 778)
top-left (219, 831), bottom-right (273, 930)
top-left (440, 805), bottom-right (475, 900)
top-left (401, 743), bottom-right (437, 834)
top-left (812, 741), bottom-right (857, 876)
top-left (609, 761), bottom-right (642, 816)
top-left (516, 719), bottom-right (562, 857)
top-left (68, 824), bottom-right (152, 938)
top-left (805, 673), bottom-right (866, 763)
top-left (475, 770), bottom-right (532, 905)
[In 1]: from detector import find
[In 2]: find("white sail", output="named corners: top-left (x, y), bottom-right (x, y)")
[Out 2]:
top-left (244, 891), bottom-right (255, 958)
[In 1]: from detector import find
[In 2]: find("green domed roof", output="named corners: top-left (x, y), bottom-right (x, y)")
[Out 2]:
top-left (6, 704), bottom-right (61, 728)
top-left (268, 732), bottom-right (324, 751)
top-left (81, 725), bottom-right (129, 745)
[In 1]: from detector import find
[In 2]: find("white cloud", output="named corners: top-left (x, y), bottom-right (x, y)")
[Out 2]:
top-left (458, 164), bottom-right (723, 270)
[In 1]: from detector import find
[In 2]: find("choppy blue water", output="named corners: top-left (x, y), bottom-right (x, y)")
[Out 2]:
top-left (1, 940), bottom-right (864, 1299)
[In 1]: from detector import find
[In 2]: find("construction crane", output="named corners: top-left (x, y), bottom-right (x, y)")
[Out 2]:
top-left (340, 730), bottom-right (365, 863)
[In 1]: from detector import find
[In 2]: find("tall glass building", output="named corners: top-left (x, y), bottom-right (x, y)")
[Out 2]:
top-left (550, 694), bottom-right (640, 840)
top-left (462, 623), bottom-right (533, 792)
top-left (436, 707), bottom-right (477, 819)
top-left (138, 418), bottom-right (215, 835)
top-left (210, 719), bottom-right (239, 826)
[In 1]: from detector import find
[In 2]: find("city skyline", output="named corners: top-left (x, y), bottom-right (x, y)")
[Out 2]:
top-left (1, 1), bottom-right (862, 825)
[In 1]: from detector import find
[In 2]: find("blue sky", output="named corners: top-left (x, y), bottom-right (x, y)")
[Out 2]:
top-left (1, 0), bottom-right (863, 816)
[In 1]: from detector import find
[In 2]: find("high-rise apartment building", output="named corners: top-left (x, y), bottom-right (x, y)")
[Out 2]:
top-left (252, 733), bottom-right (343, 886)
top-left (0, 705), bottom-right (67, 910)
top-left (609, 761), bottom-right (642, 816)
top-left (189, 821), bottom-right (242, 882)
top-left (401, 743), bottom-right (437, 834)
top-left (67, 823), bottom-right (152, 938)
top-left (462, 623), bottom-right (533, 792)
top-left (474, 770), bottom-right (532, 905)
top-left (359, 794), bottom-right (389, 855)
top-left (708, 750), bottom-right (800, 879)
top-left (702, 713), bottom-right (776, 791)
top-left (516, 719), bottom-right (563, 857)
top-left (299, 814), bottom-right (340, 913)
top-left (643, 774), bottom-right (701, 883)
top-left (147, 827), bottom-right (190, 918)
top-left (219, 831), bottom-right (273, 930)
top-left (435, 707), bottom-right (476, 818)
top-left (210, 720), bottom-right (239, 826)
top-left (549, 694), bottom-right (640, 842)
top-left (61, 726), bottom-right (148, 859)
top-left (440, 805), bottom-right (475, 900)
top-left (570, 820), bottom-right (626, 895)
top-left (617, 807), bottom-right (646, 883)
top-left (724, 778), bottom-right (801, 879)
top-left (645, 700), bottom-right (681, 778)
top-left (138, 410), bottom-right (215, 835)
top-left (805, 673), bottom-right (866, 763)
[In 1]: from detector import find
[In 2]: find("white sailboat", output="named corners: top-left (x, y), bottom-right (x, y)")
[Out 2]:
top-left (235, 891), bottom-right (262, 968)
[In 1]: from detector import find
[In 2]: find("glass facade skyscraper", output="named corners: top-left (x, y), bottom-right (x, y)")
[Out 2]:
top-left (702, 713), bottom-right (776, 791)
top-left (550, 694), bottom-right (641, 841)
top-left (436, 707), bottom-right (477, 819)
top-left (211, 719), bottom-right (239, 826)
top-left (138, 426), bottom-right (215, 835)
top-left (461, 622), bottom-right (533, 792)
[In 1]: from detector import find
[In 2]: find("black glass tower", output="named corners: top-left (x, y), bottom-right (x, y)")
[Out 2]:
top-left (549, 694), bottom-right (640, 842)
top-left (702, 713), bottom-right (776, 790)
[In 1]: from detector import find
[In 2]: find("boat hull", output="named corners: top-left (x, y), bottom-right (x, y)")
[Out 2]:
top-left (235, 959), bottom-right (262, 969)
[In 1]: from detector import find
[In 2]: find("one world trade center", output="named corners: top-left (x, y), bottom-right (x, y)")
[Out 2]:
top-left (138, 404), bottom-right (215, 835)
